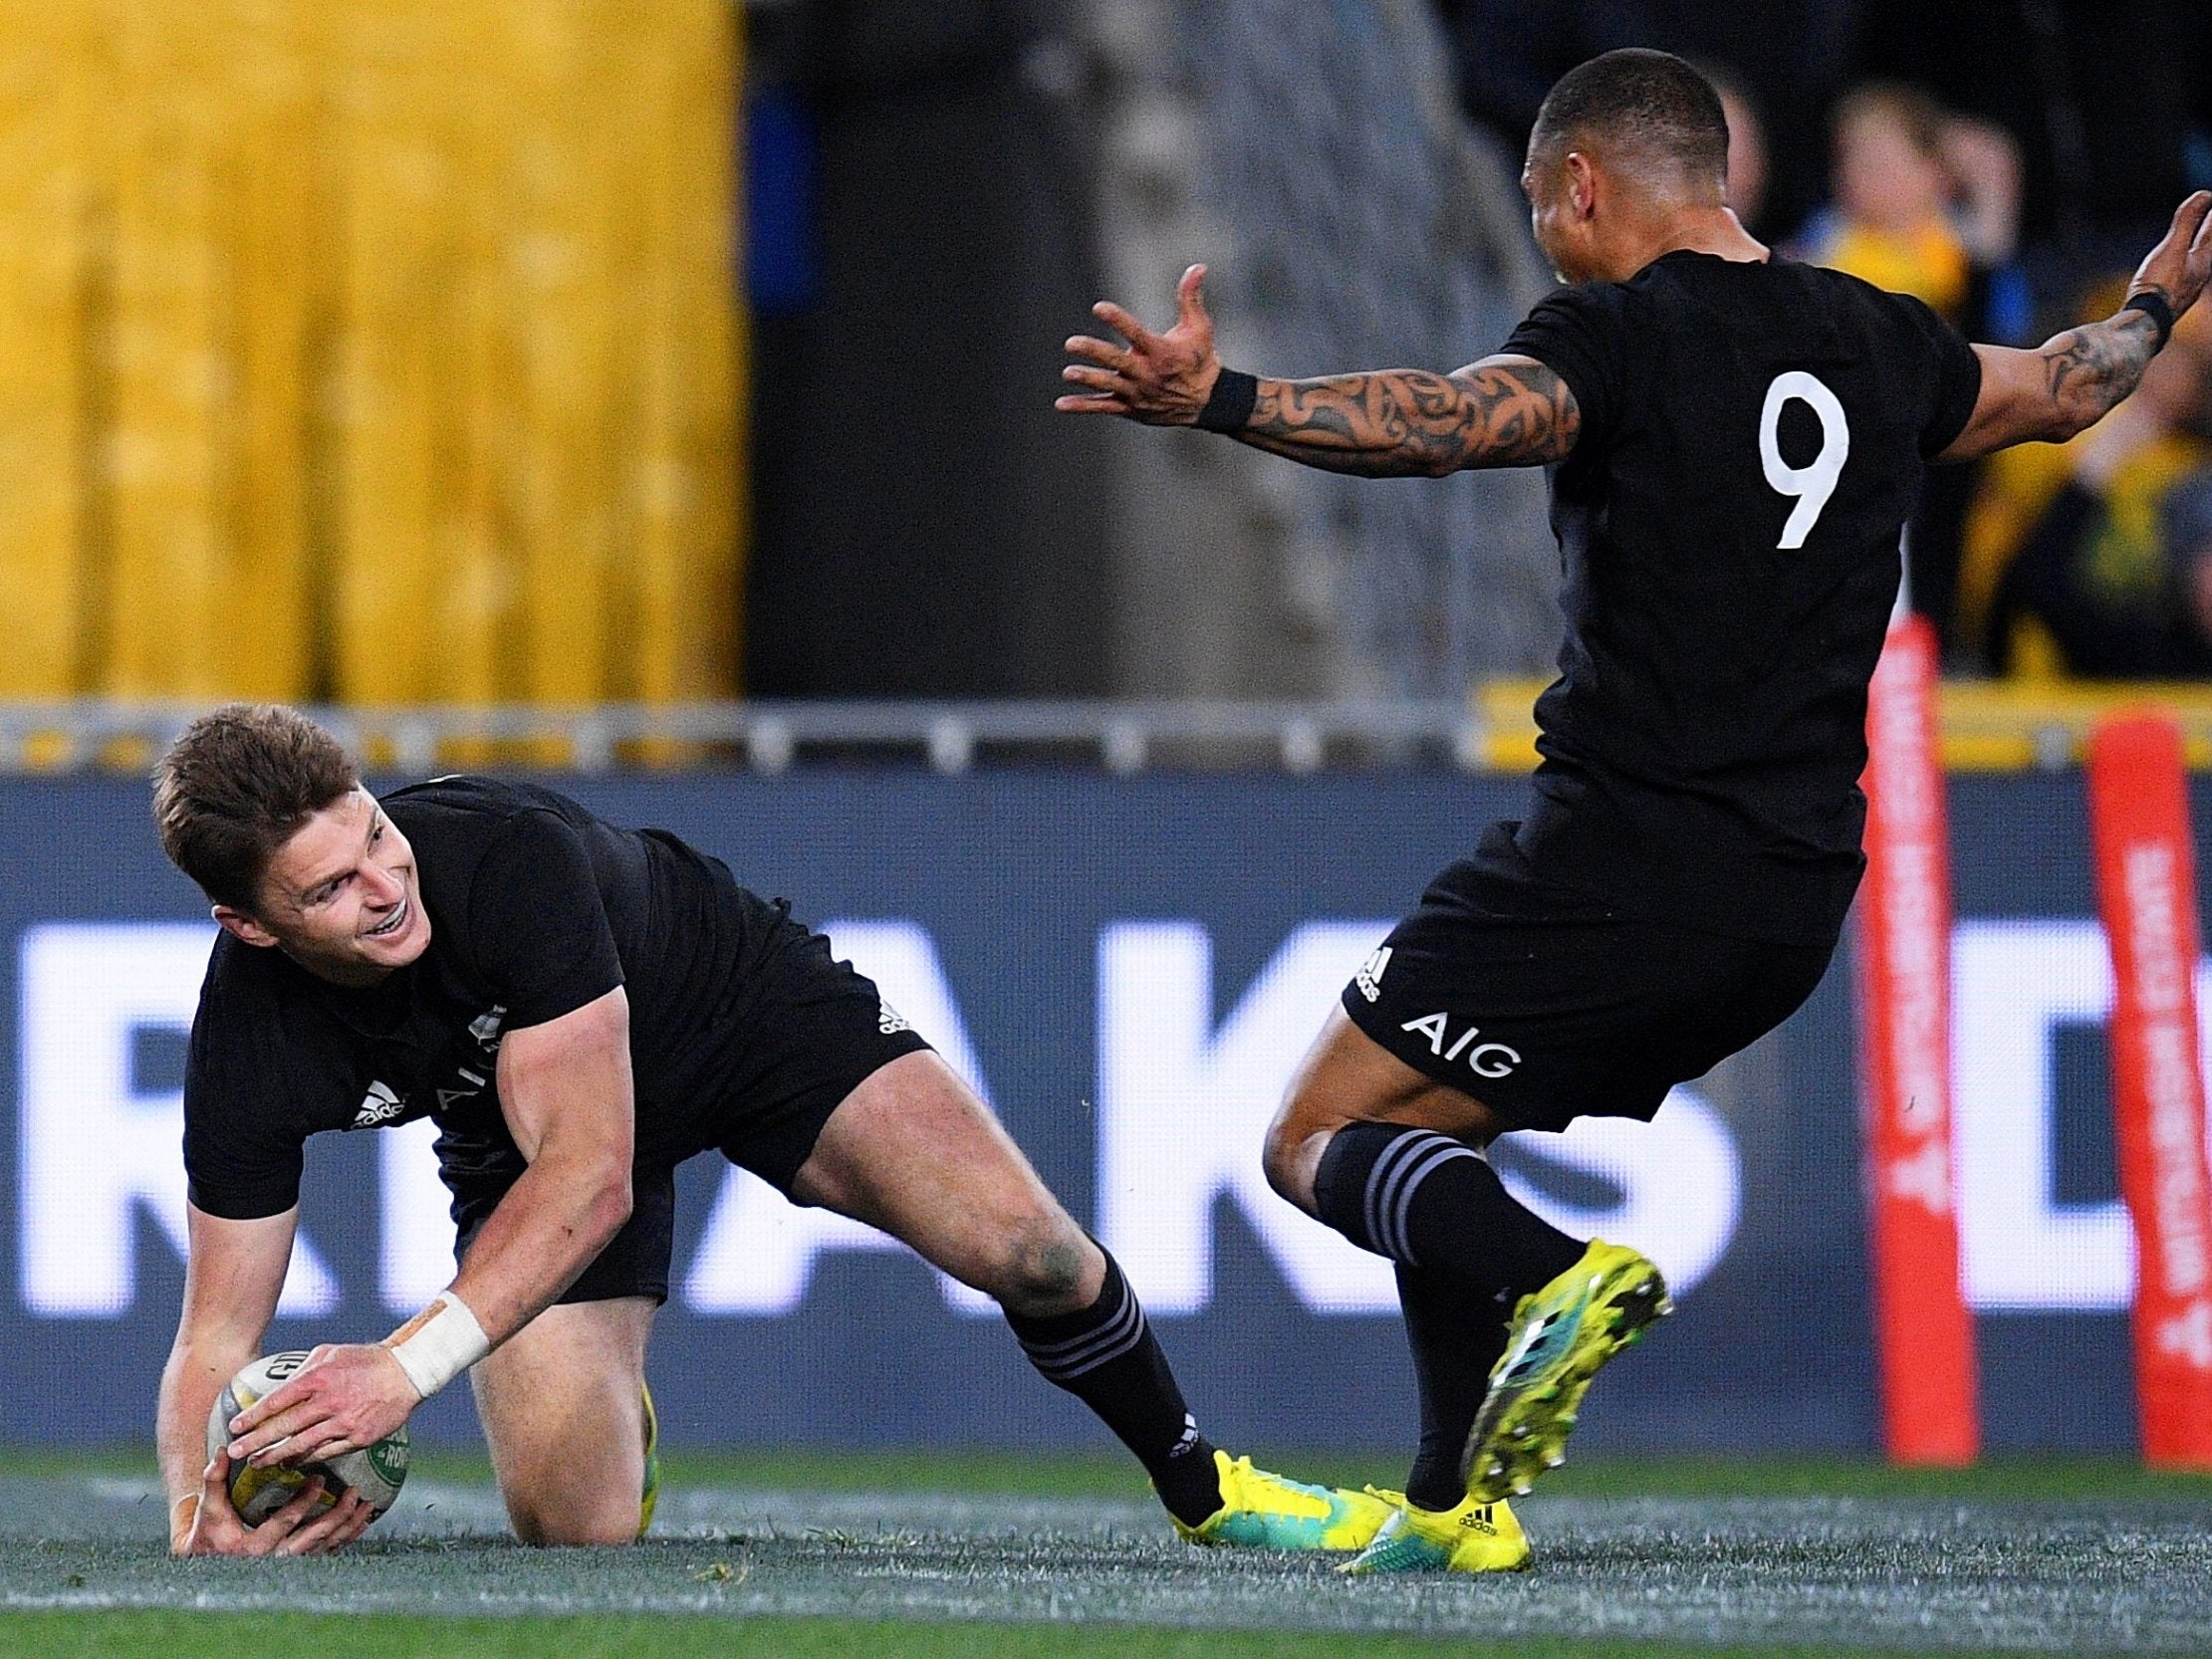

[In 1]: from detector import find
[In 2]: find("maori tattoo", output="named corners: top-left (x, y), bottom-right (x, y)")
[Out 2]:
top-left (2043, 305), bottom-right (2163, 431)
top-left (1233, 360), bottom-right (1580, 477)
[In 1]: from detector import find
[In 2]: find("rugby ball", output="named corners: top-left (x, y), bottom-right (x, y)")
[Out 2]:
top-left (206, 1350), bottom-right (410, 1525)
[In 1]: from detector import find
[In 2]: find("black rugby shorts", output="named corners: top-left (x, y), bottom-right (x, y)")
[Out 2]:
top-left (1341, 825), bottom-right (1835, 1132)
top-left (446, 900), bottom-right (932, 1304)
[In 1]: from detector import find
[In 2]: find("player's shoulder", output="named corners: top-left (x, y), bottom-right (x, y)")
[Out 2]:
top-left (1528, 254), bottom-right (1853, 353)
top-left (197, 925), bottom-right (289, 1003)
top-left (189, 929), bottom-right (308, 1075)
top-left (1778, 257), bottom-right (1957, 334)
top-left (1627, 250), bottom-right (1910, 318)
top-left (1628, 252), bottom-right (1963, 372)
top-left (383, 773), bottom-right (583, 824)
top-left (382, 774), bottom-right (607, 852)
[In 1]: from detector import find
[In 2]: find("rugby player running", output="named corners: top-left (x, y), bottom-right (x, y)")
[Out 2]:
top-left (1060, 48), bottom-right (2212, 1573)
top-left (155, 706), bottom-right (1393, 1556)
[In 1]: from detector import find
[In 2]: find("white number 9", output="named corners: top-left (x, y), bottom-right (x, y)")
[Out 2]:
top-left (1758, 370), bottom-right (1850, 549)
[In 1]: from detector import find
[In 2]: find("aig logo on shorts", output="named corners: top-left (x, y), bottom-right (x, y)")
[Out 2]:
top-left (1400, 1012), bottom-right (1522, 1079)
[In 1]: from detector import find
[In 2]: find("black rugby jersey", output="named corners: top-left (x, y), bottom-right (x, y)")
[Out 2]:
top-left (183, 777), bottom-right (768, 1220)
top-left (1498, 251), bottom-right (1982, 944)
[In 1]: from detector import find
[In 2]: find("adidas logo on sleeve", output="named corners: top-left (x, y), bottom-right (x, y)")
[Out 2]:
top-left (1354, 946), bottom-right (1393, 1004)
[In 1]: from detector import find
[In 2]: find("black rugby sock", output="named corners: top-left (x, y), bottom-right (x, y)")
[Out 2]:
top-left (1395, 1263), bottom-right (1512, 1511)
top-left (1006, 1250), bottom-right (1222, 1528)
top-left (1312, 1121), bottom-right (1585, 1298)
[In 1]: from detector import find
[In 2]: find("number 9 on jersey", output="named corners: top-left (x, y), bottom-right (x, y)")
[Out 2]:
top-left (1759, 370), bottom-right (1850, 550)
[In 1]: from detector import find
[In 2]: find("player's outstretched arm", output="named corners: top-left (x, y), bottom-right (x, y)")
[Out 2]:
top-left (1938, 190), bottom-right (2212, 461)
top-left (1057, 264), bottom-right (1579, 475)
top-left (442, 983), bottom-right (637, 1341)
top-left (159, 1203), bottom-right (288, 1542)
top-left (160, 1203), bottom-right (372, 1556)
top-left (223, 989), bottom-right (637, 1475)
top-left (1232, 356), bottom-right (1578, 476)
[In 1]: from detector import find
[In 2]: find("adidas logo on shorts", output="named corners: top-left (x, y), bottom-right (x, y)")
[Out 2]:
top-left (877, 1002), bottom-right (913, 1036)
top-left (1353, 945), bottom-right (1392, 1004)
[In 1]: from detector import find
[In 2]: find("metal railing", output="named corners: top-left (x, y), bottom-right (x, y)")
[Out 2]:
top-left (1470, 679), bottom-right (2212, 773)
top-left (16, 684), bottom-right (2212, 777)
top-left (0, 699), bottom-right (1486, 777)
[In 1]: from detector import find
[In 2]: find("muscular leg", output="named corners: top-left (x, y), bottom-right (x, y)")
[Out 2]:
top-left (471, 1297), bottom-right (655, 1546)
top-left (1265, 1006), bottom-right (1512, 1209)
top-left (1270, 1008), bottom-right (1581, 1510)
top-left (792, 1050), bottom-right (1101, 1315)
top-left (1273, 1010), bottom-right (1582, 1298)
top-left (791, 1050), bottom-right (1223, 1526)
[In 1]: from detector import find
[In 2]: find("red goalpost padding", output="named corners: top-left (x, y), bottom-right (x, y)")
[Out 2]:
top-left (2087, 710), bottom-right (2212, 1470)
top-left (1855, 614), bottom-right (1979, 1465)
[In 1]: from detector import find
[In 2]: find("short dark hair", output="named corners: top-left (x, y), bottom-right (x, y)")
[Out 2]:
top-left (1531, 49), bottom-right (1730, 186)
top-left (152, 704), bottom-right (360, 912)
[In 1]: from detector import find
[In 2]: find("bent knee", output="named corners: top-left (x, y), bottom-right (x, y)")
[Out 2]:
top-left (980, 1211), bottom-right (1096, 1316)
top-left (511, 1513), bottom-right (638, 1547)
top-left (506, 1491), bottom-right (640, 1547)
top-left (1263, 1095), bottom-right (1331, 1212)
top-left (1261, 1132), bottom-right (1304, 1208)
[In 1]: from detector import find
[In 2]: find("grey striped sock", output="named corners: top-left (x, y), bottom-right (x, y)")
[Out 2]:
top-left (1312, 1120), bottom-right (1583, 1294)
top-left (1004, 1249), bottom-right (1222, 1527)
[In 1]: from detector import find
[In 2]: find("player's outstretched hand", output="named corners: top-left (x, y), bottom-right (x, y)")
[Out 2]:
top-left (1058, 264), bottom-right (1227, 424)
top-left (223, 1341), bottom-right (418, 1470)
top-left (171, 1450), bottom-right (374, 1557)
top-left (2128, 190), bottom-right (2212, 319)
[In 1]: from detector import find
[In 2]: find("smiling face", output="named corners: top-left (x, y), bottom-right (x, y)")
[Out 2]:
top-left (214, 789), bottom-right (430, 986)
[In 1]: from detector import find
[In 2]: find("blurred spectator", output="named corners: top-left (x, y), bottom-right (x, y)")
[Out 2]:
top-left (1961, 294), bottom-right (2212, 677)
top-left (1854, 0), bottom-right (2208, 265)
top-left (1430, 0), bottom-right (1857, 239)
top-left (1987, 463), bottom-right (2212, 679)
top-left (2154, 471), bottom-right (2212, 674)
top-left (1938, 116), bottom-right (2033, 342)
top-left (1796, 84), bottom-right (1970, 315)
top-left (1693, 60), bottom-right (1769, 229)
top-left (1795, 84), bottom-right (2027, 651)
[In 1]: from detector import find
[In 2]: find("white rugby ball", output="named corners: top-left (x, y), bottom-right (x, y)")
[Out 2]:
top-left (206, 1350), bottom-right (410, 1525)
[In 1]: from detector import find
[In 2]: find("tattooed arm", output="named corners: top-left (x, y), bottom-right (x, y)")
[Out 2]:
top-left (1937, 191), bottom-right (2211, 462)
top-left (1229, 360), bottom-right (1577, 476)
top-left (1057, 264), bottom-right (1579, 473)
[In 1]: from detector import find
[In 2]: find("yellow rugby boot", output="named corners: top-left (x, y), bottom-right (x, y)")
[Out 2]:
top-left (1172, 1450), bottom-right (1393, 1551)
top-left (1340, 1489), bottom-right (1531, 1574)
top-left (1464, 1238), bottom-right (1670, 1504)
top-left (637, 1382), bottom-right (661, 1538)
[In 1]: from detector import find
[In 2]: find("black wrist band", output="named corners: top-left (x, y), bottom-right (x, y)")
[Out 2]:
top-left (2121, 290), bottom-right (2175, 352)
top-left (1195, 368), bottom-right (1258, 433)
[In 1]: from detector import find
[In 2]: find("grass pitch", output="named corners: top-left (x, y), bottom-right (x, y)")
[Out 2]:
top-left (1, 1450), bottom-right (2208, 1657)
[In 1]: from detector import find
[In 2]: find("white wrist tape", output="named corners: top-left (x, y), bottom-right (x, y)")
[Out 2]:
top-left (382, 1293), bottom-right (491, 1399)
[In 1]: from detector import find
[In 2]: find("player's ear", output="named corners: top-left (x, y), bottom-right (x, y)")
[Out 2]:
top-left (1565, 151), bottom-right (1599, 220)
top-left (213, 904), bottom-right (280, 949)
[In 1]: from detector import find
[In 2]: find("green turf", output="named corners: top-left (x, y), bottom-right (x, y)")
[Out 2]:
top-left (656, 1447), bottom-right (2212, 1507)
top-left (0, 1610), bottom-right (1979, 1659)
top-left (1539, 1453), bottom-right (2212, 1504)
top-left (601, 1447), bottom-right (2212, 1506)
top-left (6, 1452), bottom-right (2211, 1657)
top-left (17, 1443), bottom-right (2212, 1505)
